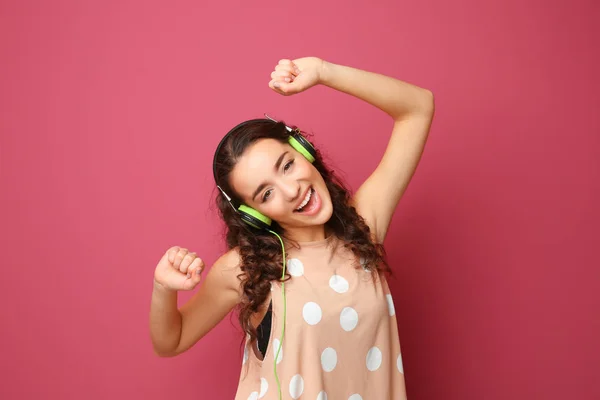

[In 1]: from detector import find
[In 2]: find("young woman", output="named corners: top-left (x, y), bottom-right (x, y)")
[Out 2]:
top-left (150, 56), bottom-right (435, 400)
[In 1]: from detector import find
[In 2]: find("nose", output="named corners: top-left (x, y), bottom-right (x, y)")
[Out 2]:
top-left (280, 178), bottom-right (301, 202)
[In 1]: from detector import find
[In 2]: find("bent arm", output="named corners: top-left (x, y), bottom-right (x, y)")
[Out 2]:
top-left (149, 248), bottom-right (242, 357)
top-left (319, 61), bottom-right (435, 242)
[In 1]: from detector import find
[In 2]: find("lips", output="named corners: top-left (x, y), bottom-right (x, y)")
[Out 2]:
top-left (296, 187), bottom-right (321, 216)
top-left (294, 186), bottom-right (312, 211)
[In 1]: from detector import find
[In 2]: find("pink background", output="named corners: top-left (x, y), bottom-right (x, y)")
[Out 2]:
top-left (1, 0), bottom-right (598, 399)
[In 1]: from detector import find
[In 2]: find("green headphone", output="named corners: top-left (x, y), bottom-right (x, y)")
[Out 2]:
top-left (212, 114), bottom-right (316, 400)
top-left (212, 114), bottom-right (316, 230)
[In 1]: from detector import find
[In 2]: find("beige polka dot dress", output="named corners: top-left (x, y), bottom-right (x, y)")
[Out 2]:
top-left (234, 235), bottom-right (407, 400)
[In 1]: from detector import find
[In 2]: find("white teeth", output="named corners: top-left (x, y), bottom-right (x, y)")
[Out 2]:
top-left (296, 188), bottom-right (313, 211)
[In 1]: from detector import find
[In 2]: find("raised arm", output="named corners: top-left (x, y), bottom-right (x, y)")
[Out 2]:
top-left (320, 61), bottom-right (434, 242)
top-left (269, 57), bottom-right (435, 243)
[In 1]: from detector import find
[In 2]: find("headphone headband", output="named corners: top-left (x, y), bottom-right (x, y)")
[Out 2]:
top-left (212, 118), bottom-right (268, 184)
top-left (212, 114), bottom-right (315, 191)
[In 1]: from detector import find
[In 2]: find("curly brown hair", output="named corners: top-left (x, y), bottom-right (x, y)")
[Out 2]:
top-left (212, 118), bottom-right (391, 348)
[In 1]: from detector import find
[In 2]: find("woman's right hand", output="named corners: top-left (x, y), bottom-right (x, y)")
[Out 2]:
top-left (153, 246), bottom-right (205, 291)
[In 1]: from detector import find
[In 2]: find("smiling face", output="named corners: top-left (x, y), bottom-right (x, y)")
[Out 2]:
top-left (229, 138), bottom-right (333, 239)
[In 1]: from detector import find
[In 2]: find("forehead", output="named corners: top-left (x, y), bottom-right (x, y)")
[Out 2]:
top-left (230, 138), bottom-right (290, 198)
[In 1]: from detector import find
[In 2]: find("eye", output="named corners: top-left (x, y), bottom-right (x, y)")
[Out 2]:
top-left (262, 160), bottom-right (294, 203)
top-left (262, 189), bottom-right (272, 202)
top-left (284, 159), bottom-right (294, 172)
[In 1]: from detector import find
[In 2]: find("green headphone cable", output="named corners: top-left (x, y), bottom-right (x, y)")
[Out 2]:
top-left (268, 229), bottom-right (286, 400)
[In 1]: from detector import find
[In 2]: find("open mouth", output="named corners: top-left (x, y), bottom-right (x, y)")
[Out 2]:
top-left (293, 187), bottom-right (319, 214)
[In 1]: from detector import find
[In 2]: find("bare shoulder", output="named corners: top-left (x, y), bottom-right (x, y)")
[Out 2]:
top-left (208, 246), bottom-right (244, 295)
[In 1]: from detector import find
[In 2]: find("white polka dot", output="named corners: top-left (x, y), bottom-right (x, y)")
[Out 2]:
top-left (273, 338), bottom-right (283, 364)
top-left (289, 374), bottom-right (304, 399)
top-left (287, 258), bottom-right (304, 277)
top-left (340, 306), bottom-right (359, 331)
top-left (317, 391), bottom-right (328, 400)
top-left (397, 353), bottom-right (404, 374)
top-left (348, 395), bottom-right (363, 400)
top-left (320, 347), bottom-right (337, 372)
top-left (243, 345), bottom-right (249, 364)
top-left (386, 294), bottom-right (395, 316)
top-left (259, 378), bottom-right (268, 398)
top-left (366, 346), bottom-right (383, 371)
top-left (303, 302), bottom-right (322, 325)
top-left (329, 274), bottom-right (349, 293)
top-left (247, 392), bottom-right (259, 400)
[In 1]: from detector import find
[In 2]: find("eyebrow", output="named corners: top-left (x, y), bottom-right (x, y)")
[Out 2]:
top-left (251, 151), bottom-right (289, 201)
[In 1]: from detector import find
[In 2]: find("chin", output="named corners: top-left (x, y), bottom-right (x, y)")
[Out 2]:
top-left (295, 200), bottom-right (334, 228)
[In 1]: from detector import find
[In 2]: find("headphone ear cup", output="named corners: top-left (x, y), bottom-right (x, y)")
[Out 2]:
top-left (288, 132), bottom-right (316, 163)
top-left (238, 204), bottom-right (272, 230)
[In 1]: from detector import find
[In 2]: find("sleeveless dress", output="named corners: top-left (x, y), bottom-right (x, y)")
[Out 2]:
top-left (234, 235), bottom-right (407, 400)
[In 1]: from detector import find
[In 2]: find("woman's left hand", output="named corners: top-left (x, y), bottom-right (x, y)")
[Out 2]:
top-left (268, 57), bottom-right (324, 96)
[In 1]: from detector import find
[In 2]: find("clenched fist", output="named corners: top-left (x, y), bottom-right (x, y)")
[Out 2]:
top-left (268, 57), bottom-right (324, 96)
top-left (154, 246), bottom-right (205, 291)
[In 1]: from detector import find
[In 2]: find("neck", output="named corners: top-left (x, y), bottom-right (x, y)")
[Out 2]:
top-left (280, 224), bottom-right (328, 243)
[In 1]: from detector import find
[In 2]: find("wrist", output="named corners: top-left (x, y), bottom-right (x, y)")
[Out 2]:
top-left (318, 59), bottom-right (334, 86)
top-left (153, 279), bottom-right (176, 294)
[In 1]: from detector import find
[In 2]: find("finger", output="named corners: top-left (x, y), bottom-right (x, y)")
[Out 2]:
top-left (275, 64), bottom-right (299, 77)
top-left (172, 248), bottom-right (189, 270)
top-left (180, 260), bottom-right (203, 290)
top-left (271, 80), bottom-right (293, 95)
top-left (285, 60), bottom-right (301, 75)
top-left (271, 70), bottom-right (294, 82)
top-left (271, 70), bottom-right (292, 79)
top-left (184, 259), bottom-right (204, 290)
top-left (185, 256), bottom-right (203, 277)
top-left (269, 79), bottom-right (283, 93)
top-left (167, 246), bottom-right (180, 264)
top-left (277, 59), bottom-right (297, 72)
top-left (179, 252), bottom-right (196, 274)
top-left (182, 271), bottom-right (202, 291)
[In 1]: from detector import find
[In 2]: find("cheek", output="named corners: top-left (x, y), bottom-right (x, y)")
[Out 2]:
top-left (312, 169), bottom-right (327, 188)
top-left (301, 163), bottom-right (320, 181)
top-left (258, 199), bottom-right (287, 219)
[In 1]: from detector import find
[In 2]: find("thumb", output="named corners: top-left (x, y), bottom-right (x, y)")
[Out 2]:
top-left (183, 262), bottom-right (203, 290)
top-left (271, 80), bottom-right (295, 95)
